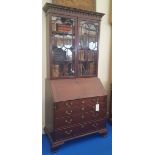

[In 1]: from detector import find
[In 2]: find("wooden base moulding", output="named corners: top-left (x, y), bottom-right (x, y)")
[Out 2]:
top-left (44, 126), bottom-right (107, 150)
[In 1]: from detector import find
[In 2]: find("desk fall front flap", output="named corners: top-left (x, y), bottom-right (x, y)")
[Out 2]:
top-left (50, 77), bottom-right (107, 102)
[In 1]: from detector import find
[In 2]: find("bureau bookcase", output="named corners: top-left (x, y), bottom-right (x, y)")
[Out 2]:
top-left (43, 3), bottom-right (107, 150)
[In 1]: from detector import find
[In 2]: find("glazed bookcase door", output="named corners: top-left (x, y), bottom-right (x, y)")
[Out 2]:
top-left (50, 16), bottom-right (76, 78)
top-left (78, 20), bottom-right (99, 77)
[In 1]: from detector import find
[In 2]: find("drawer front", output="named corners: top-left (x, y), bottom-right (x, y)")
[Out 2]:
top-left (55, 107), bottom-right (79, 118)
top-left (54, 104), bottom-right (107, 118)
top-left (81, 119), bottom-right (106, 133)
top-left (54, 96), bottom-right (107, 118)
top-left (53, 119), bottom-right (105, 141)
top-left (53, 125), bottom-right (80, 141)
top-left (89, 96), bottom-right (107, 105)
top-left (54, 96), bottom-right (107, 112)
top-left (54, 100), bottom-right (79, 111)
top-left (55, 110), bottom-right (106, 129)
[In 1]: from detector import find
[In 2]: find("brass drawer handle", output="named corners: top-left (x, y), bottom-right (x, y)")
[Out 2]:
top-left (65, 118), bottom-right (72, 123)
top-left (92, 123), bottom-right (98, 127)
top-left (65, 102), bottom-right (73, 107)
top-left (65, 110), bottom-right (72, 115)
top-left (65, 130), bottom-right (72, 135)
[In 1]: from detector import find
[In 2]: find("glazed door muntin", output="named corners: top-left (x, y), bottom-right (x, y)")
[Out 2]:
top-left (77, 19), bottom-right (99, 77)
top-left (50, 14), bottom-right (77, 78)
top-left (49, 12), bottom-right (100, 79)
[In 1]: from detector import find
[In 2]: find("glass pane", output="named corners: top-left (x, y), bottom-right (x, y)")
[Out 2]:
top-left (78, 21), bottom-right (98, 76)
top-left (51, 16), bottom-right (75, 78)
top-left (89, 37), bottom-right (97, 50)
top-left (78, 48), bottom-right (97, 76)
top-left (51, 16), bottom-right (75, 34)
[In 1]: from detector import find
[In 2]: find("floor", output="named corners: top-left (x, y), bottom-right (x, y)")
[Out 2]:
top-left (42, 122), bottom-right (112, 155)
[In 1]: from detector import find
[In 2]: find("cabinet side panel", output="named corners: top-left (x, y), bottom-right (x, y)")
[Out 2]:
top-left (46, 13), bottom-right (51, 79)
top-left (45, 79), bottom-right (53, 133)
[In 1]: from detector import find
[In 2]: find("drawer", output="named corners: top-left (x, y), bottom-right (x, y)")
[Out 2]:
top-left (55, 112), bottom-right (88, 129)
top-left (80, 119), bottom-right (106, 133)
top-left (78, 97), bottom-right (107, 110)
top-left (89, 96), bottom-right (107, 105)
top-left (55, 107), bottom-right (80, 118)
top-left (89, 110), bottom-right (106, 120)
top-left (53, 119), bottom-right (105, 141)
top-left (54, 104), bottom-right (107, 119)
top-left (54, 99), bottom-right (88, 112)
top-left (86, 102), bottom-right (107, 112)
top-left (54, 96), bottom-right (107, 112)
top-left (54, 110), bottom-right (106, 129)
top-left (54, 98), bottom-right (107, 118)
top-left (54, 100), bottom-right (79, 111)
top-left (53, 124), bottom-right (81, 141)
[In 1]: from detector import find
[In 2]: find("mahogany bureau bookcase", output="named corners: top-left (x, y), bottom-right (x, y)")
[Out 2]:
top-left (43, 3), bottom-right (107, 150)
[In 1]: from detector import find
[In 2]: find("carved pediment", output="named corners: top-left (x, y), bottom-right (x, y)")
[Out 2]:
top-left (43, 3), bottom-right (104, 20)
top-left (53, 0), bottom-right (96, 11)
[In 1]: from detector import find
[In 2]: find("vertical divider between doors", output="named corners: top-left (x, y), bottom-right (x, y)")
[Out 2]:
top-left (75, 17), bottom-right (79, 78)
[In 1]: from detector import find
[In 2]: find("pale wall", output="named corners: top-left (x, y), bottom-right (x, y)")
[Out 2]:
top-left (42, 0), bottom-right (112, 130)
top-left (42, 0), bottom-right (52, 131)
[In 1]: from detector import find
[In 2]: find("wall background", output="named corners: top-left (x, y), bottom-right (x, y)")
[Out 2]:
top-left (42, 0), bottom-right (112, 131)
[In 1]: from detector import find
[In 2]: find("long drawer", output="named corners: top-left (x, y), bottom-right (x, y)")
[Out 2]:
top-left (53, 119), bottom-right (105, 141)
top-left (54, 110), bottom-right (106, 129)
top-left (54, 97), bottom-right (107, 118)
top-left (54, 96), bottom-right (107, 112)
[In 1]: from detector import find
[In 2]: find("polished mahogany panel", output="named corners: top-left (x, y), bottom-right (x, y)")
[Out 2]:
top-left (51, 78), bottom-right (107, 102)
top-left (54, 96), bottom-right (106, 110)
top-left (55, 109), bottom-right (106, 129)
top-left (53, 119), bottom-right (105, 141)
top-left (54, 97), bottom-right (107, 116)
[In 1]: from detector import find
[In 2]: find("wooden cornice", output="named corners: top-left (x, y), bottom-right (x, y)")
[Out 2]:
top-left (43, 3), bottom-right (105, 19)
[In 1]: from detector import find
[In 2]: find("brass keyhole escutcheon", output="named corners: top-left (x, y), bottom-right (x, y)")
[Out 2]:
top-left (81, 107), bottom-right (85, 111)
top-left (81, 115), bottom-right (84, 119)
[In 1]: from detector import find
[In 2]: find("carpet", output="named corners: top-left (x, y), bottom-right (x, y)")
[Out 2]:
top-left (42, 122), bottom-right (112, 155)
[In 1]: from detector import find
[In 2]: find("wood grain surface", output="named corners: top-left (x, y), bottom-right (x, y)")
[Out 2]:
top-left (53, 0), bottom-right (96, 11)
